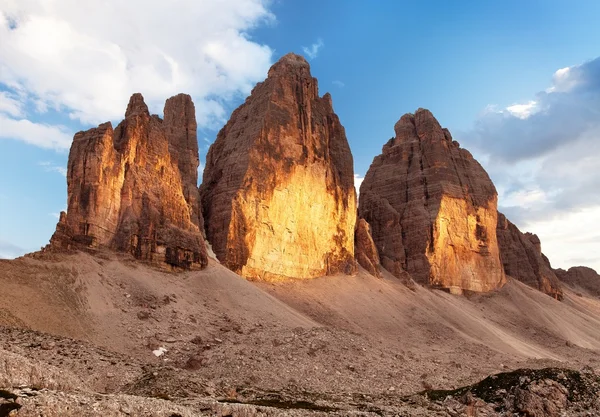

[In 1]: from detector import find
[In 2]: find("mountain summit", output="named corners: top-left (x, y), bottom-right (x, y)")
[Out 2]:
top-left (200, 53), bottom-right (357, 280)
top-left (50, 93), bottom-right (208, 269)
top-left (359, 109), bottom-right (506, 294)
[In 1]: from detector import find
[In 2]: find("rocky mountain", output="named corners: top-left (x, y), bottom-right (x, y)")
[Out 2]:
top-left (497, 213), bottom-right (563, 299)
top-left (50, 93), bottom-right (208, 269)
top-left (200, 53), bottom-right (356, 280)
top-left (359, 109), bottom-right (506, 294)
top-left (3, 51), bottom-right (600, 416)
top-left (555, 266), bottom-right (600, 297)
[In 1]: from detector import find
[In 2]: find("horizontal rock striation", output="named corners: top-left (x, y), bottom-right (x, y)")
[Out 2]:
top-left (359, 109), bottom-right (506, 293)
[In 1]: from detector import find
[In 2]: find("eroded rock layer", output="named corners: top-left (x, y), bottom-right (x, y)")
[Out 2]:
top-left (50, 93), bottom-right (207, 269)
top-left (200, 53), bottom-right (356, 280)
top-left (496, 213), bottom-right (563, 300)
top-left (359, 109), bottom-right (505, 293)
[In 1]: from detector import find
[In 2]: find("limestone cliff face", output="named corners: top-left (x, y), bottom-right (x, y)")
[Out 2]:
top-left (359, 109), bottom-right (505, 293)
top-left (496, 213), bottom-right (563, 299)
top-left (355, 219), bottom-right (381, 277)
top-left (50, 93), bottom-right (208, 269)
top-left (200, 53), bottom-right (356, 280)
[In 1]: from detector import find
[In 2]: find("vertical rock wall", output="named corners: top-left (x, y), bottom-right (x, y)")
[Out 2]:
top-left (359, 109), bottom-right (505, 293)
top-left (50, 93), bottom-right (207, 269)
top-left (200, 53), bottom-right (356, 280)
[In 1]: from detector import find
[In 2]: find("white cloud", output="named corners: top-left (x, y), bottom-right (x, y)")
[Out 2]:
top-left (0, 0), bottom-right (275, 128)
top-left (354, 174), bottom-right (364, 199)
top-left (39, 161), bottom-right (67, 176)
top-left (546, 66), bottom-right (580, 93)
top-left (465, 57), bottom-right (600, 162)
top-left (522, 206), bottom-right (600, 272)
top-left (459, 56), bottom-right (600, 271)
top-left (302, 38), bottom-right (324, 60)
top-left (0, 90), bottom-right (24, 117)
top-left (197, 160), bottom-right (205, 185)
top-left (332, 80), bottom-right (345, 88)
top-left (506, 100), bottom-right (538, 119)
top-left (0, 114), bottom-right (72, 150)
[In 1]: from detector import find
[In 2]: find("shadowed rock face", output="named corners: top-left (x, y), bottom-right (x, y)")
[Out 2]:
top-left (359, 109), bottom-right (506, 293)
top-left (496, 213), bottom-right (563, 300)
top-left (50, 93), bottom-right (208, 269)
top-left (355, 219), bottom-right (381, 277)
top-left (200, 53), bottom-right (356, 280)
top-left (555, 266), bottom-right (599, 297)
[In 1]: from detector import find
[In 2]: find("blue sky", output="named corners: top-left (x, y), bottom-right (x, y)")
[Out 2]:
top-left (1, 0), bottom-right (599, 270)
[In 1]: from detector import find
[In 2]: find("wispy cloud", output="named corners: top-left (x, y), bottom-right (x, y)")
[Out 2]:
top-left (302, 38), bottom-right (324, 60)
top-left (49, 204), bottom-right (67, 220)
top-left (0, 114), bottom-right (72, 150)
top-left (0, 240), bottom-right (28, 259)
top-left (39, 161), bottom-right (67, 176)
top-left (0, 90), bottom-right (24, 117)
top-left (332, 80), bottom-right (345, 88)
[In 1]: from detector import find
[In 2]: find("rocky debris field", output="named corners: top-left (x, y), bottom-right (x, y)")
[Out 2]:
top-left (2, 324), bottom-right (600, 416)
top-left (1, 251), bottom-right (600, 415)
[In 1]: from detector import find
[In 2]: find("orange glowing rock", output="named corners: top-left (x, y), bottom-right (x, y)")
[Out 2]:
top-left (50, 93), bottom-right (208, 269)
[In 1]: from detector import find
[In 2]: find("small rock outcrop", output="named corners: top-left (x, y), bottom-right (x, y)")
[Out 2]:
top-left (355, 219), bottom-right (381, 277)
top-left (555, 266), bottom-right (600, 297)
top-left (496, 213), bottom-right (563, 300)
top-left (359, 109), bottom-right (505, 293)
top-left (50, 93), bottom-right (208, 269)
top-left (200, 53), bottom-right (356, 280)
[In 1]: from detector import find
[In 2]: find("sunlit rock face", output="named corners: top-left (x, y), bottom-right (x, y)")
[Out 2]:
top-left (497, 213), bottom-right (563, 300)
top-left (50, 93), bottom-right (208, 269)
top-left (200, 53), bottom-right (357, 280)
top-left (355, 218), bottom-right (381, 277)
top-left (359, 109), bottom-right (506, 293)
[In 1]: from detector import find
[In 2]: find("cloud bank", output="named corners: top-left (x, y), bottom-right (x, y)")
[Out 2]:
top-left (460, 57), bottom-right (600, 270)
top-left (0, 0), bottom-right (275, 148)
